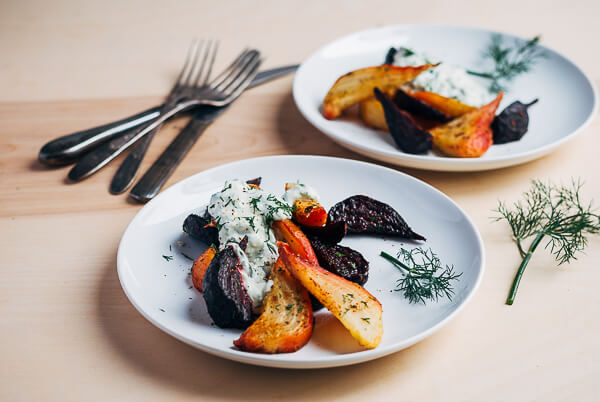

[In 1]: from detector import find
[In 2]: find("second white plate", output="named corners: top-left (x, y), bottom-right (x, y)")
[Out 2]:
top-left (293, 25), bottom-right (597, 171)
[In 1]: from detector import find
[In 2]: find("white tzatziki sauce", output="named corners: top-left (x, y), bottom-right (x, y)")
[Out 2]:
top-left (392, 48), bottom-right (493, 107)
top-left (207, 179), bottom-right (292, 311)
top-left (282, 183), bottom-right (320, 206)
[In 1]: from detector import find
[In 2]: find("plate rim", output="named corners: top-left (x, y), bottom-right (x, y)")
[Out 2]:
top-left (292, 23), bottom-right (599, 172)
top-left (117, 155), bottom-right (486, 368)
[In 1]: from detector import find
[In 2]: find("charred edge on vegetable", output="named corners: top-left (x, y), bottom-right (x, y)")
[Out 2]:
top-left (202, 243), bottom-right (254, 329)
top-left (394, 89), bottom-right (452, 123)
top-left (300, 221), bottom-right (347, 245)
top-left (373, 88), bottom-right (433, 154)
top-left (384, 47), bottom-right (397, 65)
top-left (491, 99), bottom-right (538, 144)
top-left (309, 238), bottom-right (369, 286)
top-left (246, 177), bottom-right (262, 187)
top-left (183, 214), bottom-right (219, 247)
top-left (328, 195), bottom-right (425, 241)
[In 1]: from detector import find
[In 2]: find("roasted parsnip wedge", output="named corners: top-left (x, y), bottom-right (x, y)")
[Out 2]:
top-left (279, 242), bottom-right (383, 349)
top-left (191, 246), bottom-right (216, 292)
top-left (359, 97), bottom-right (389, 131)
top-left (234, 258), bottom-right (313, 353)
top-left (409, 91), bottom-right (476, 118)
top-left (323, 64), bottom-right (436, 119)
top-left (272, 219), bottom-right (319, 265)
top-left (430, 92), bottom-right (503, 157)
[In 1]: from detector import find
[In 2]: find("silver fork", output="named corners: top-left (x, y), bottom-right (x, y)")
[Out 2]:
top-left (68, 44), bottom-right (261, 182)
top-left (109, 40), bottom-right (219, 194)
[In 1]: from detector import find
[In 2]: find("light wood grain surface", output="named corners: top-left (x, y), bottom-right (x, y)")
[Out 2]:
top-left (1, 1), bottom-right (599, 401)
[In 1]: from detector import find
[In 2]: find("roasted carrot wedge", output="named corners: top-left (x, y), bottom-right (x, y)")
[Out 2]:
top-left (191, 246), bottom-right (217, 292)
top-left (271, 219), bottom-right (319, 265)
top-left (292, 200), bottom-right (327, 227)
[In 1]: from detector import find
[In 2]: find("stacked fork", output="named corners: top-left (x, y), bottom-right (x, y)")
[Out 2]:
top-left (67, 40), bottom-right (262, 194)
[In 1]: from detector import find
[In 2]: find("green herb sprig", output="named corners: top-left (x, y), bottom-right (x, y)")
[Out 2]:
top-left (468, 34), bottom-right (546, 92)
top-left (494, 179), bottom-right (600, 305)
top-left (380, 247), bottom-right (462, 304)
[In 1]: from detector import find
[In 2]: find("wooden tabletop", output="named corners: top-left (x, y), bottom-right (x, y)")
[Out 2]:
top-left (1, 1), bottom-right (599, 401)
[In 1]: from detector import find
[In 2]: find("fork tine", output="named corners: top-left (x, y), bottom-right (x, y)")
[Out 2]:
top-left (173, 40), bottom-right (199, 90)
top-left (193, 40), bottom-right (217, 87)
top-left (212, 50), bottom-right (258, 92)
top-left (220, 55), bottom-right (262, 99)
top-left (203, 40), bottom-right (219, 86)
top-left (208, 48), bottom-right (251, 89)
top-left (182, 40), bottom-right (204, 88)
top-left (216, 50), bottom-right (260, 94)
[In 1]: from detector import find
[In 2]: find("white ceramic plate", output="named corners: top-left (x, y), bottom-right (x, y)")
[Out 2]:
top-left (117, 155), bottom-right (484, 368)
top-left (293, 25), bottom-right (597, 171)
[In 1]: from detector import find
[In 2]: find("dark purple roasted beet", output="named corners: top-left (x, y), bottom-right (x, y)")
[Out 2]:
top-left (384, 47), bottom-right (397, 65)
top-left (394, 89), bottom-right (451, 123)
top-left (328, 195), bottom-right (425, 241)
top-left (246, 177), bottom-right (262, 187)
top-left (373, 88), bottom-right (433, 154)
top-left (300, 221), bottom-right (347, 245)
top-left (202, 243), bottom-right (254, 329)
top-left (492, 99), bottom-right (538, 144)
top-left (309, 238), bottom-right (369, 286)
top-left (183, 213), bottom-right (219, 247)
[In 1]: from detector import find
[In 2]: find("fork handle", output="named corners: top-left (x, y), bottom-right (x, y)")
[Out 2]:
top-left (129, 117), bottom-right (214, 203)
top-left (38, 106), bottom-right (161, 166)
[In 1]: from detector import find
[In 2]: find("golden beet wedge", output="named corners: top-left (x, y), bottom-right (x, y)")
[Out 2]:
top-left (191, 247), bottom-right (216, 292)
top-left (409, 91), bottom-right (476, 118)
top-left (322, 64), bottom-right (436, 119)
top-left (234, 258), bottom-right (313, 353)
top-left (279, 242), bottom-right (383, 349)
top-left (430, 92), bottom-right (503, 158)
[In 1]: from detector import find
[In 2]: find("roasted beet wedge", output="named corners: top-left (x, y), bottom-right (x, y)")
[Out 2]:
top-left (328, 195), bottom-right (425, 241)
top-left (246, 177), bottom-right (262, 187)
top-left (300, 221), bottom-right (347, 245)
top-left (374, 88), bottom-right (433, 154)
top-left (309, 238), bottom-right (369, 286)
top-left (202, 244), bottom-right (254, 329)
top-left (183, 213), bottom-right (219, 247)
top-left (394, 89), bottom-right (451, 123)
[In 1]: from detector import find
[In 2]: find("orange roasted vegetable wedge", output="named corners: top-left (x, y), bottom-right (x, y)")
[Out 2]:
top-left (323, 64), bottom-right (436, 119)
top-left (272, 219), bottom-right (319, 265)
top-left (279, 242), bottom-right (383, 349)
top-left (234, 258), bottom-right (313, 353)
top-left (191, 246), bottom-right (217, 291)
top-left (410, 91), bottom-right (476, 118)
top-left (430, 92), bottom-right (503, 158)
top-left (359, 97), bottom-right (388, 131)
top-left (293, 200), bottom-right (327, 227)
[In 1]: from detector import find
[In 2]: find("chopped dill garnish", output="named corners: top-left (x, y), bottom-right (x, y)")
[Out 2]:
top-left (162, 255), bottom-right (174, 262)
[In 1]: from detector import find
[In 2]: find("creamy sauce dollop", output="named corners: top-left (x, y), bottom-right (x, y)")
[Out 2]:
top-left (282, 183), bottom-right (320, 206)
top-left (393, 48), bottom-right (493, 107)
top-left (207, 179), bottom-right (292, 310)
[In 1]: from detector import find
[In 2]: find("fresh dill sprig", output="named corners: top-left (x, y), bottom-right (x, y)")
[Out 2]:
top-left (468, 34), bottom-right (546, 92)
top-left (494, 179), bottom-right (600, 305)
top-left (380, 248), bottom-right (462, 304)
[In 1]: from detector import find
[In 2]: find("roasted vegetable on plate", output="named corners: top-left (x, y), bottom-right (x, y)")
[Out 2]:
top-left (182, 178), bottom-right (428, 354)
top-left (321, 45), bottom-right (539, 158)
